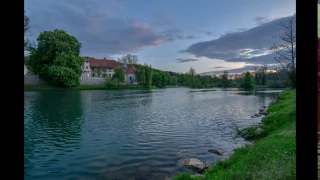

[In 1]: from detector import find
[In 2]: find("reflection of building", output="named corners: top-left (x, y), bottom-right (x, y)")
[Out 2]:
top-left (81, 58), bottom-right (138, 85)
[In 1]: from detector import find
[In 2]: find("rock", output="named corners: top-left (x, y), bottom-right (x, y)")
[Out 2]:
top-left (208, 149), bottom-right (223, 156)
top-left (191, 174), bottom-right (205, 178)
top-left (258, 108), bottom-right (266, 111)
top-left (255, 128), bottom-right (263, 135)
top-left (183, 158), bottom-right (206, 173)
top-left (156, 175), bottom-right (173, 180)
top-left (269, 101), bottom-right (276, 106)
top-left (175, 150), bottom-right (194, 156)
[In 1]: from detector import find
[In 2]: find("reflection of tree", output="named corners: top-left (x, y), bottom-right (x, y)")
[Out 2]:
top-left (24, 91), bottom-right (84, 177)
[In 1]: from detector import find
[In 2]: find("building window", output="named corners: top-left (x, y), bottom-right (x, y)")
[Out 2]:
top-left (86, 66), bottom-right (88, 69)
top-left (130, 77), bottom-right (132, 80)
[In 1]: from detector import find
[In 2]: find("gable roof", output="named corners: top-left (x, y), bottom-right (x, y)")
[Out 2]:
top-left (87, 58), bottom-right (136, 74)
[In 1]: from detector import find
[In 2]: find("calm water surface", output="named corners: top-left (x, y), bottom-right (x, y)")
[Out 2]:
top-left (24, 88), bottom-right (283, 180)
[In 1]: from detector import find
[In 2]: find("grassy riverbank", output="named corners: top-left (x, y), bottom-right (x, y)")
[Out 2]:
top-left (24, 85), bottom-right (156, 91)
top-left (175, 90), bottom-right (296, 180)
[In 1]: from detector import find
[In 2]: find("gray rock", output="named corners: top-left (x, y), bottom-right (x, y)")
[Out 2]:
top-left (191, 174), bottom-right (205, 178)
top-left (255, 128), bottom-right (263, 135)
top-left (208, 149), bottom-right (223, 156)
top-left (269, 101), bottom-right (276, 106)
top-left (156, 175), bottom-right (172, 180)
top-left (183, 158), bottom-right (206, 173)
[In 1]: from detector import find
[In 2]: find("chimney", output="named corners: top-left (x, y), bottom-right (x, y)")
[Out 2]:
top-left (104, 57), bottom-right (106, 60)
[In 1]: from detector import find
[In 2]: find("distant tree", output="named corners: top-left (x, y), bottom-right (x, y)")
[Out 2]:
top-left (112, 66), bottom-right (125, 86)
top-left (145, 64), bottom-right (153, 87)
top-left (260, 65), bottom-right (268, 85)
top-left (186, 67), bottom-right (196, 87)
top-left (161, 73), bottom-right (168, 87)
top-left (241, 72), bottom-right (254, 89)
top-left (170, 76), bottom-right (177, 86)
top-left (24, 10), bottom-right (32, 50)
top-left (118, 54), bottom-right (139, 64)
top-left (270, 14), bottom-right (296, 88)
top-left (28, 29), bottom-right (83, 87)
top-left (221, 70), bottom-right (229, 88)
top-left (152, 72), bottom-right (163, 87)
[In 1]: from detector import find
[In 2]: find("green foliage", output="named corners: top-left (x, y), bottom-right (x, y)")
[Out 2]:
top-left (105, 80), bottom-right (117, 89)
top-left (28, 29), bottom-right (83, 87)
top-left (221, 70), bottom-right (229, 88)
top-left (152, 72), bottom-right (163, 87)
top-left (241, 72), bottom-right (254, 89)
top-left (135, 64), bottom-right (153, 87)
top-left (112, 66), bottom-right (125, 86)
top-left (170, 76), bottom-right (177, 86)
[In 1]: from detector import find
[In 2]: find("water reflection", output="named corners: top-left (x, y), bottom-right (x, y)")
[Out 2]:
top-left (24, 91), bottom-right (84, 178)
top-left (24, 88), bottom-right (284, 180)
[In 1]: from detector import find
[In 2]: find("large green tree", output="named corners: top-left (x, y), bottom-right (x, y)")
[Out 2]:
top-left (112, 66), bottom-right (126, 86)
top-left (28, 29), bottom-right (83, 87)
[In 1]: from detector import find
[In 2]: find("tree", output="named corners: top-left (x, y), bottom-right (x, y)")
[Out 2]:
top-left (221, 70), bottom-right (229, 88)
top-left (28, 29), bottom-right (83, 87)
top-left (145, 64), bottom-right (153, 87)
top-left (186, 67), bottom-right (196, 87)
top-left (170, 76), bottom-right (177, 86)
top-left (24, 10), bottom-right (31, 50)
top-left (118, 54), bottom-right (139, 64)
top-left (152, 72), bottom-right (163, 87)
top-left (24, 10), bottom-right (30, 36)
top-left (270, 14), bottom-right (296, 88)
top-left (241, 72), bottom-right (254, 89)
top-left (259, 65), bottom-right (268, 85)
top-left (161, 73), bottom-right (168, 87)
top-left (112, 66), bottom-right (125, 86)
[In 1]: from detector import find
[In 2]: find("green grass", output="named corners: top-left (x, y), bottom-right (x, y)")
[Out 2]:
top-left (24, 85), bottom-right (156, 91)
top-left (174, 90), bottom-right (296, 180)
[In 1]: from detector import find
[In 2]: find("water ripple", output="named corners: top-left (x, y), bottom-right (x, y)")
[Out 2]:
top-left (24, 88), bottom-right (283, 180)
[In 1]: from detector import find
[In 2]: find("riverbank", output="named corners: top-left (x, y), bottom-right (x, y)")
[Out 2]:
top-left (24, 85), bottom-right (156, 91)
top-left (175, 90), bottom-right (296, 180)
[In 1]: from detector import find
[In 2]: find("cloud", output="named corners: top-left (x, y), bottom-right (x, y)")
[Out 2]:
top-left (181, 14), bottom-right (296, 65)
top-left (253, 16), bottom-right (270, 25)
top-left (213, 66), bottom-right (226, 69)
top-left (25, 0), bottom-right (197, 57)
top-left (175, 58), bottom-right (199, 63)
top-left (199, 64), bottom-right (281, 75)
top-left (204, 31), bottom-right (213, 35)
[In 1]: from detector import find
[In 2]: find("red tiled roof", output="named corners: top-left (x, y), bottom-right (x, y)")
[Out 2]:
top-left (126, 65), bottom-right (136, 74)
top-left (87, 58), bottom-right (136, 74)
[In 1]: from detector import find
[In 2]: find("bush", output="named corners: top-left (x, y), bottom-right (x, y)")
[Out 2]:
top-left (105, 80), bottom-right (117, 89)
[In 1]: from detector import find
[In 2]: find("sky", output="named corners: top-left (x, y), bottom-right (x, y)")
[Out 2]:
top-left (24, 0), bottom-right (296, 75)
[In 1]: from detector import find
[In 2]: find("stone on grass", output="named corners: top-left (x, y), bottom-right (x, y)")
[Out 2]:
top-left (182, 158), bottom-right (206, 173)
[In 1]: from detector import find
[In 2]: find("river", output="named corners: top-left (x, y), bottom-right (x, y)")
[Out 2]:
top-left (24, 88), bottom-right (284, 180)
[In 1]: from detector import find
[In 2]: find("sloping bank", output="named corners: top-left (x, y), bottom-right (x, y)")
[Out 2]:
top-left (175, 90), bottom-right (296, 180)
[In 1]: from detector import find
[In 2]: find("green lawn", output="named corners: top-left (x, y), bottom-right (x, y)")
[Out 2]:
top-left (174, 90), bottom-right (296, 180)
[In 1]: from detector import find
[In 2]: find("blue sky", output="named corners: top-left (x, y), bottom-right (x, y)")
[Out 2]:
top-left (25, 0), bottom-right (295, 74)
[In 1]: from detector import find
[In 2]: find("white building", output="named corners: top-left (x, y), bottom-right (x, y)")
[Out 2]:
top-left (81, 58), bottom-right (138, 85)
